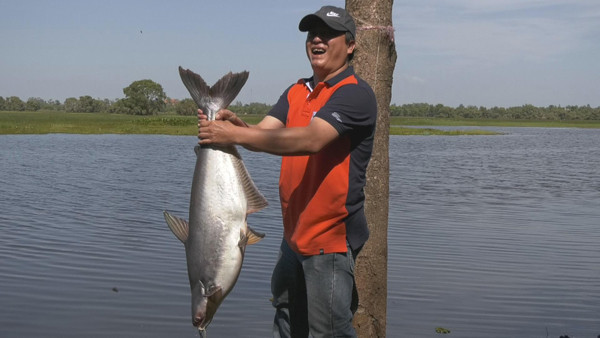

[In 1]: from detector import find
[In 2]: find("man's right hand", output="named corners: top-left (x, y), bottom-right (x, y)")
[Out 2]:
top-left (197, 109), bottom-right (249, 144)
top-left (197, 109), bottom-right (247, 126)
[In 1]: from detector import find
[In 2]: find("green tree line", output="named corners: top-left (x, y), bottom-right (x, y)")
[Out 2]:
top-left (391, 103), bottom-right (600, 121)
top-left (2, 79), bottom-right (599, 120)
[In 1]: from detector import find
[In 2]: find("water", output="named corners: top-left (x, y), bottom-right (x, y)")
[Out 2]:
top-left (388, 127), bottom-right (600, 337)
top-left (1, 128), bottom-right (599, 337)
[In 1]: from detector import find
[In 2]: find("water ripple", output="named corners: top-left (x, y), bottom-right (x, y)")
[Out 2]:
top-left (1, 129), bottom-right (599, 337)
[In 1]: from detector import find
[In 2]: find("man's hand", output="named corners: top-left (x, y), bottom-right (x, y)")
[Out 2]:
top-left (197, 109), bottom-right (248, 126)
top-left (197, 109), bottom-right (244, 145)
top-left (198, 119), bottom-right (238, 145)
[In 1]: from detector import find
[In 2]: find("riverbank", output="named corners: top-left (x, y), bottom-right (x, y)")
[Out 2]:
top-left (395, 117), bottom-right (600, 128)
top-left (2, 111), bottom-right (598, 136)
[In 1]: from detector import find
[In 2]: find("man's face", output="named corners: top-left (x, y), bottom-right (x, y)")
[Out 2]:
top-left (305, 21), bottom-right (355, 78)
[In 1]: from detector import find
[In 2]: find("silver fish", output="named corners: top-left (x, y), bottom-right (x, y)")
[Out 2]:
top-left (164, 67), bottom-right (268, 335)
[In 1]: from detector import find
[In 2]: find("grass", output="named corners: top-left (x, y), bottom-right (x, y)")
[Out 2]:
top-left (1, 111), bottom-right (598, 136)
top-left (0, 111), bottom-right (196, 135)
top-left (390, 126), bottom-right (499, 136)
top-left (391, 116), bottom-right (600, 128)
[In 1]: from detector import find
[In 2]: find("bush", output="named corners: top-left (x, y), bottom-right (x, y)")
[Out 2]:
top-left (175, 98), bottom-right (198, 116)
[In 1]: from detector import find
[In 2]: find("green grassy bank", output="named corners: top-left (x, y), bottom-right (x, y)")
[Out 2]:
top-left (2, 111), bottom-right (598, 136)
top-left (0, 111), bottom-right (199, 135)
top-left (393, 116), bottom-right (600, 128)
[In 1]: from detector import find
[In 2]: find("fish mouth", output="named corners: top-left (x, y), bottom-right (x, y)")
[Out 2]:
top-left (193, 308), bottom-right (213, 331)
top-left (192, 314), bottom-right (206, 328)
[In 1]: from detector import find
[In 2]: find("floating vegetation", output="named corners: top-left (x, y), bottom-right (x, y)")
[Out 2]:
top-left (435, 327), bottom-right (451, 334)
top-left (133, 116), bottom-right (194, 126)
top-left (390, 126), bottom-right (500, 136)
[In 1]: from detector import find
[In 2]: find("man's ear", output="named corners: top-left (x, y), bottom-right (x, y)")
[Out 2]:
top-left (347, 40), bottom-right (356, 54)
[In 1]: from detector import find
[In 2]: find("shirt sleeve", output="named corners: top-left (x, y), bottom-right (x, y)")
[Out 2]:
top-left (267, 85), bottom-right (293, 125)
top-left (315, 83), bottom-right (377, 135)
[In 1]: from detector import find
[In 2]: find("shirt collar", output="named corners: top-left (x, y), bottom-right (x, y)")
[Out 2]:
top-left (300, 66), bottom-right (355, 92)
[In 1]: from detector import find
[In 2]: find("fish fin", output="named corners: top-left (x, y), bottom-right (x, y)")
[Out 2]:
top-left (246, 225), bottom-right (265, 245)
top-left (238, 229), bottom-right (247, 248)
top-left (226, 147), bottom-right (268, 214)
top-left (209, 71), bottom-right (249, 109)
top-left (178, 66), bottom-right (210, 113)
top-left (238, 226), bottom-right (264, 248)
top-left (206, 285), bottom-right (222, 298)
top-left (178, 66), bottom-right (249, 117)
top-left (244, 181), bottom-right (269, 214)
top-left (163, 211), bottom-right (189, 243)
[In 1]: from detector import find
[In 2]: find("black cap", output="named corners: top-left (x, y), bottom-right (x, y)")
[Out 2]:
top-left (299, 6), bottom-right (356, 39)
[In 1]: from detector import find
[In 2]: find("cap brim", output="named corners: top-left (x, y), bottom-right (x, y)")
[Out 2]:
top-left (299, 15), bottom-right (322, 32)
top-left (298, 14), bottom-right (347, 33)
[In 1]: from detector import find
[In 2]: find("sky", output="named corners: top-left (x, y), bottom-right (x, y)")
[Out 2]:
top-left (1, 0), bottom-right (599, 108)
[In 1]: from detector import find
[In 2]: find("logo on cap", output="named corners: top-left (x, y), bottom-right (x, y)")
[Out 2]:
top-left (326, 11), bottom-right (340, 18)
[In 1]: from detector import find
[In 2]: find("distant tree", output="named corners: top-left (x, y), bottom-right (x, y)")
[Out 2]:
top-left (228, 102), bottom-right (272, 115)
top-left (121, 79), bottom-right (166, 115)
top-left (0, 96), bottom-right (5, 110)
top-left (175, 98), bottom-right (197, 115)
top-left (507, 106), bottom-right (522, 119)
top-left (589, 106), bottom-right (600, 120)
top-left (479, 106), bottom-right (489, 118)
top-left (463, 105), bottom-right (480, 118)
top-left (64, 97), bottom-right (79, 112)
top-left (25, 97), bottom-right (45, 111)
top-left (433, 103), bottom-right (453, 118)
top-left (92, 98), bottom-right (111, 113)
top-left (44, 99), bottom-right (63, 111)
top-left (522, 104), bottom-right (541, 119)
top-left (578, 104), bottom-right (595, 120)
top-left (108, 99), bottom-right (131, 114)
top-left (383, 103), bottom-right (600, 120)
top-left (5, 96), bottom-right (25, 111)
top-left (77, 95), bottom-right (94, 112)
top-left (415, 103), bottom-right (431, 117)
top-left (75, 95), bottom-right (107, 113)
top-left (488, 106), bottom-right (505, 119)
top-left (163, 97), bottom-right (179, 113)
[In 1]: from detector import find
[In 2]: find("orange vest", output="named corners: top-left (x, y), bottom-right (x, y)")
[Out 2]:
top-left (279, 75), bottom-right (359, 255)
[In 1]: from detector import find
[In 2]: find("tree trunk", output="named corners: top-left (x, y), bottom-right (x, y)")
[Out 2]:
top-left (346, 0), bottom-right (397, 337)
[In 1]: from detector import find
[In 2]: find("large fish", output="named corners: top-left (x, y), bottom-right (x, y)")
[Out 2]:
top-left (164, 67), bottom-right (268, 335)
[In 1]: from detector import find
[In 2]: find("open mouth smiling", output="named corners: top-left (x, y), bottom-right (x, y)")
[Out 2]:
top-left (312, 48), bottom-right (326, 55)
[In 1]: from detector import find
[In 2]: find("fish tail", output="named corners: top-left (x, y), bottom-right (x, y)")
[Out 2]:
top-left (178, 66), bottom-right (249, 120)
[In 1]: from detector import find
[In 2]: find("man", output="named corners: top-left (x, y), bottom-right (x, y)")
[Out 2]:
top-left (198, 5), bottom-right (377, 337)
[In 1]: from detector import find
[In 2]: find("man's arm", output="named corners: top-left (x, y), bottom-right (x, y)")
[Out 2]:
top-left (199, 113), bottom-right (339, 156)
top-left (198, 109), bottom-right (283, 130)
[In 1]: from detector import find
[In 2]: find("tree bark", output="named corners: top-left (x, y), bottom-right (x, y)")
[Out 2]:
top-left (346, 0), bottom-right (397, 337)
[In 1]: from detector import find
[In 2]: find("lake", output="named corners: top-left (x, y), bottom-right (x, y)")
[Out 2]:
top-left (1, 127), bottom-right (599, 337)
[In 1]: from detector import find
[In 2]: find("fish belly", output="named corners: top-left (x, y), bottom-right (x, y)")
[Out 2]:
top-left (187, 146), bottom-right (248, 293)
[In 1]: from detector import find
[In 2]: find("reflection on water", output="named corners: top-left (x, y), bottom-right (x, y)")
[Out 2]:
top-left (0, 128), bottom-right (599, 337)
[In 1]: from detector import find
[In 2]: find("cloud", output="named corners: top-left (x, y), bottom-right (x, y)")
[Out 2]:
top-left (404, 75), bottom-right (426, 84)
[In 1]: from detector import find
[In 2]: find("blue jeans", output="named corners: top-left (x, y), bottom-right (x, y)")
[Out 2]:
top-left (271, 239), bottom-right (360, 338)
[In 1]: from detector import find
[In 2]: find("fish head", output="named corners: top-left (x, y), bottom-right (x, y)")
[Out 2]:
top-left (190, 280), bottom-right (223, 329)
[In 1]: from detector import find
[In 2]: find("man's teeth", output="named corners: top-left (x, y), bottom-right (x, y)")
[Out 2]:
top-left (312, 48), bottom-right (325, 54)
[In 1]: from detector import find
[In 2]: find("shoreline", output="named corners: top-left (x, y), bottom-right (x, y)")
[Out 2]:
top-left (2, 111), bottom-right (599, 136)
